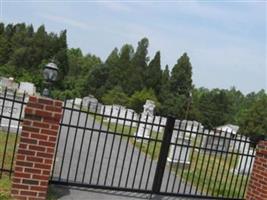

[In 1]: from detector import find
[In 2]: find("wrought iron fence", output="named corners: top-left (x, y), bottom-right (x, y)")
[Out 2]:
top-left (0, 88), bottom-right (27, 178)
top-left (50, 100), bottom-right (257, 199)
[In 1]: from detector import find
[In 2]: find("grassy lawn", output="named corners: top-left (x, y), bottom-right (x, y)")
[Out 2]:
top-left (0, 131), bottom-right (19, 173)
top-left (94, 114), bottom-right (164, 160)
top-left (171, 148), bottom-right (248, 198)
top-left (91, 114), bottom-right (248, 198)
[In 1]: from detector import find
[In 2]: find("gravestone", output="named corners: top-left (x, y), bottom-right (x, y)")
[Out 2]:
top-left (103, 105), bottom-right (138, 127)
top-left (167, 131), bottom-right (191, 165)
top-left (234, 149), bottom-right (255, 175)
top-left (0, 93), bottom-right (26, 133)
top-left (202, 130), bottom-right (232, 152)
top-left (135, 100), bottom-right (155, 141)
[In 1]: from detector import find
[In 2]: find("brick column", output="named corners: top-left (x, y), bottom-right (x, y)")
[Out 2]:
top-left (11, 96), bottom-right (63, 200)
top-left (246, 140), bottom-right (267, 200)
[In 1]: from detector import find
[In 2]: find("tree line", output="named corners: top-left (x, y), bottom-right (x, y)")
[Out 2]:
top-left (0, 23), bottom-right (266, 137)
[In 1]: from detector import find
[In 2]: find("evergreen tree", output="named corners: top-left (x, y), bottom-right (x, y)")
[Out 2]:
top-left (170, 53), bottom-right (193, 97)
top-left (126, 38), bottom-right (149, 94)
top-left (145, 51), bottom-right (161, 94)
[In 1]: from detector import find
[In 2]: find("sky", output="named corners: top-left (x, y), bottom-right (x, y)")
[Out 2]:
top-left (0, 0), bottom-right (266, 94)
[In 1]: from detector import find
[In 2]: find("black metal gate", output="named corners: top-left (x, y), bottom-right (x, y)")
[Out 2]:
top-left (0, 89), bottom-right (26, 178)
top-left (50, 101), bottom-right (256, 200)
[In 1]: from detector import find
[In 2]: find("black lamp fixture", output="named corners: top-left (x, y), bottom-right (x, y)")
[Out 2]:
top-left (42, 61), bottom-right (58, 97)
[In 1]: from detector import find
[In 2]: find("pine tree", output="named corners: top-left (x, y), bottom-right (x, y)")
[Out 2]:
top-left (145, 51), bottom-right (161, 94)
top-left (126, 38), bottom-right (149, 94)
top-left (170, 53), bottom-right (193, 97)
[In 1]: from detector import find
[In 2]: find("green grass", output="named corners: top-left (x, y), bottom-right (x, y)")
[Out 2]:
top-left (165, 134), bottom-right (249, 199)
top-left (0, 175), bottom-right (13, 200)
top-left (0, 131), bottom-right (19, 172)
top-left (95, 114), bottom-right (164, 160)
top-left (90, 115), bottom-right (249, 198)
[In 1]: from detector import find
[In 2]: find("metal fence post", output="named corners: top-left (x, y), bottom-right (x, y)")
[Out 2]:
top-left (152, 116), bottom-right (175, 194)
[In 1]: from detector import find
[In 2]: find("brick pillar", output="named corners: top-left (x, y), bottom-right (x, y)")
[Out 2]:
top-left (11, 96), bottom-right (63, 200)
top-left (246, 140), bottom-right (267, 200)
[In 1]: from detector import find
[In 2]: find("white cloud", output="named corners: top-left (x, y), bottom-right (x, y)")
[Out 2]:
top-left (39, 13), bottom-right (93, 31)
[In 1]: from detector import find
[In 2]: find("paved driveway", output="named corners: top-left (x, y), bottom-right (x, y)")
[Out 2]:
top-left (51, 108), bottom-right (198, 198)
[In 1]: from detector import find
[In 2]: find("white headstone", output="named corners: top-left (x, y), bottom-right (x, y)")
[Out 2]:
top-left (167, 131), bottom-right (191, 164)
top-left (234, 149), bottom-right (255, 175)
top-left (135, 100), bottom-right (155, 141)
top-left (18, 82), bottom-right (36, 95)
top-left (0, 94), bottom-right (25, 133)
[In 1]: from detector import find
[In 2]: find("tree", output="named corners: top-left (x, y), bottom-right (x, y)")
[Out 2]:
top-left (128, 88), bottom-right (160, 113)
top-left (238, 93), bottom-right (267, 137)
top-left (101, 86), bottom-right (129, 105)
top-left (197, 89), bottom-right (234, 128)
top-left (145, 51), bottom-right (161, 94)
top-left (126, 38), bottom-right (149, 94)
top-left (170, 53), bottom-right (193, 97)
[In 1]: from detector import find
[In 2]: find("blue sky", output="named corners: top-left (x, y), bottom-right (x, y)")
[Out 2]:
top-left (1, 0), bottom-right (266, 94)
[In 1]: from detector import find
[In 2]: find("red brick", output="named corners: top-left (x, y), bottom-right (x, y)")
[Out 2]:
top-left (14, 166), bottom-right (23, 172)
top-left (53, 113), bottom-right (62, 120)
top-left (30, 186), bottom-right (48, 192)
top-left (12, 183), bottom-right (29, 190)
top-left (24, 167), bottom-right (41, 174)
top-left (14, 172), bottom-right (31, 178)
top-left (18, 143), bottom-right (27, 149)
top-left (23, 126), bottom-right (40, 133)
top-left (16, 161), bottom-right (33, 168)
top-left (25, 107), bottom-right (34, 115)
top-left (31, 133), bottom-right (48, 141)
top-left (37, 152), bottom-right (53, 159)
top-left (26, 156), bottom-right (43, 163)
top-left (46, 147), bottom-right (54, 153)
top-left (20, 190), bottom-right (37, 196)
top-left (12, 195), bottom-right (27, 200)
top-left (38, 98), bottom-right (53, 105)
top-left (21, 131), bottom-right (30, 138)
top-left (33, 121), bottom-right (49, 128)
top-left (29, 96), bottom-right (37, 103)
top-left (36, 110), bottom-right (52, 118)
top-left (35, 163), bottom-right (51, 170)
top-left (32, 174), bottom-right (49, 180)
top-left (28, 102), bottom-right (44, 109)
top-left (29, 145), bottom-right (46, 152)
top-left (44, 159), bottom-right (53, 164)
top-left (43, 117), bottom-right (59, 124)
top-left (46, 105), bottom-right (62, 112)
top-left (39, 140), bottom-right (55, 147)
top-left (23, 120), bottom-right (32, 126)
top-left (17, 154), bottom-right (26, 161)
top-left (12, 178), bottom-right (22, 183)
top-left (17, 149), bottom-right (35, 156)
top-left (20, 137), bottom-right (37, 144)
top-left (24, 114), bottom-right (42, 121)
top-left (51, 124), bottom-right (59, 130)
top-left (48, 136), bottom-right (57, 142)
top-left (41, 129), bottom-right (58, 136)
top-left (42, 170), bottom-right (50, 175)
top-left (11, 189), bottom-right (19, 195)
top-left (54, 100), bottom-right (63, 107)
top-left (40, 181), bottom-right (48, 186)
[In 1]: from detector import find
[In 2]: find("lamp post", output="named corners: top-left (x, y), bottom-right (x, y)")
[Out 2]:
top-left (42, 62), bottom-right (58, 97)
